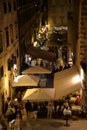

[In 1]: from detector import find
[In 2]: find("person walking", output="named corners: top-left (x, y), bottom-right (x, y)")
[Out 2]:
top-left (25, 100), bottom-right (32, 119)
top-left (18, 103), bottom-right (24, 120)
top-left (47, 100), bottom-right (54, 119)
top-left (63, 101), bottom-right (72, 126)
top-left (32, 102), bottom-right (38, 120)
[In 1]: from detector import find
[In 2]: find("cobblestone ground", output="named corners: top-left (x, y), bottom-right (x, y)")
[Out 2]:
top-left (20, 118), bottom-right (87, 130)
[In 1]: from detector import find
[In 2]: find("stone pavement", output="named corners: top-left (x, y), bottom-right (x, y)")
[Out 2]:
top-left (20, 118), bottom-right (87, 130)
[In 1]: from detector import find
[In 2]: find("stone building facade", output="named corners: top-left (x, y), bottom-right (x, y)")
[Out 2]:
top-left (48, 0), bottom-right (68, 27)
top-left (17, 0), bottom-right (48, 71)
top-left (0, 0), bottom-right (87, 115)
top-left (0, 0), bottom-right (47, 115)
top-left (77, 0), bottom-right (87, 108)
top-left (0, 0), bottom-right (20, 115)
top-left (47, 0), bottom-right (87, 108)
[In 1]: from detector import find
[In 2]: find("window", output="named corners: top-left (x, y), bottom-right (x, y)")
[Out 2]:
top-left (8, 2), bottom-right (11, 12)
top-left (14, 56), bottom-right (17, 64)
top-left (15, 22), bottom-right (18, 39)
top-left (7, 59), bottom-right (11, 71)
top-left (52, 0), bottom-right (56, 6)
top-left (10, 25), bottom-right (13, 43)
top-left (13, 1), bottom-right (17, 11)
top-left (85, 97), bottom-right (87, 102)
top-left (10, 59), bottom-right (13, 68)
top-left (12, 54), bottom-right (16, 64)
top-left (5, 28), bottom-right (9, 47)
top-left (69, 0), bottom-right (72, 4)
top-left (3, 2), bottom-right (7, 13)
top-left (68, 11), bottom-right (73, 19)
top-left (0, 66), bottom-right (4, 78)
top-left (0, 32), bottom-right (3, 53)
top-left (17, 49), bottom-right (19, 57)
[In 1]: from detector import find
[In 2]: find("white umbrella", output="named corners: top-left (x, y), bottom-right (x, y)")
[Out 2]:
top-left (54, 66), bottom-right (82, 99)
top-left (22, 88), bottom-right (55, 101)
top-left (22, 66), bottom-right (51, 74)
top-left (11, 75), bottom-right (40, 87)
top-left (22, 88), bottom-right (38, 100)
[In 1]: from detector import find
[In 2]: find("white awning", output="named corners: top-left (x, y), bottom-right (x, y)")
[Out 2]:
top-left (22, 66), bottom-right (51, 74)
top-left (11, 75), bottom-right (40, 87)
top-left (54, 66), bottom-right (82, 99)
top-left (22, 88), bottom-right (55, 101)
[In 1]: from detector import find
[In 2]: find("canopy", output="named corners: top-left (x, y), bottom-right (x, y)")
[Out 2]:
top-left (22, 66), bottom-right (51, 74)
top-left (25, 45), bottom-right (56, 62)
top-left (11, 75), bottom-right (40, 87)
top-left (54, 66), bottom-right (82, 99)
top-left (22, 88), bottom-right (55, 101)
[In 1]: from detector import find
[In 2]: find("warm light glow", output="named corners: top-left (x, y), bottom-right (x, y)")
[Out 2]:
top-left (14, 76), bottom-right (18, 82)
top-left (13, 64), bottom-right (17, 70)
top-left (4, 77), bottom-right (8, 89)
top-left (14, 75), bottom-right (24, 82)
top-left (38, 33), bottom-right (40, 36)
top-left (13, 64), bottom-right (18, 78)
top-left (80, 67), bottom-right (84, 81)
top-left (33, 41), bottom-right (38, 47)
top-left (72, 75), bottom-right (81, 84)
top-left (71, 52), bottom-right (73, 57)
top-left (29, 56), bottom-right (32, 61)
top-left (46, 24), bottom-right (48, 28)
top-left (37, 33), bottom-right (41, 38)
top-left (80, 67), bottom-right (85, 88)
top-left (47, 24), bottom-right (50, 29)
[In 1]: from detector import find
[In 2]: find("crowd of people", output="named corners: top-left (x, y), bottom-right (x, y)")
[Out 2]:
top-left (4, 97), bottom-right (71, 123)
top-left (52, 62), bottom-right (71, 74)
top-left (4, 90), bottom-right (86, 129)
top-left (4, 98), bottom-right (54, 122)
